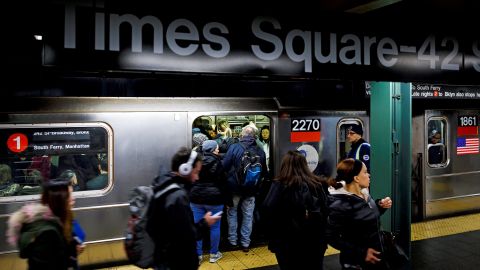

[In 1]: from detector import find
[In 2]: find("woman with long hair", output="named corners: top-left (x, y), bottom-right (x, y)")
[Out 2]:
top-left (262, 150), bottom-right (329, 270)
top-left (327, 158), bottom-right (392, 270)
top-left (7, 178), bottom-right (78, 270)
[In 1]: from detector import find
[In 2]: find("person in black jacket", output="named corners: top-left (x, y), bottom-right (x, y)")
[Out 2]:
top-left (327, 158), bottom-right (392, 270)
top-left (147, 147), bottom-right (221, 270)
top-left (189, 140), bottom-right (228, 263)
top-left (262, 150), bottom-right (329, 270)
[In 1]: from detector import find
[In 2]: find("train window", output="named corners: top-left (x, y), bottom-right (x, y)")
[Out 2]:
top-left (337, 119), bottom-right (365, 162)
top-left (0, 123), bottom-right (112, 202)
top-left (192, 114), bottom-right (272, 170)
top-left (427, 118), bottom-right (448, 167)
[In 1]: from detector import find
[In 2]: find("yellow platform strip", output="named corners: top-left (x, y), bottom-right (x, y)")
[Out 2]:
top-left (3, 213), bottom-right (480, 270)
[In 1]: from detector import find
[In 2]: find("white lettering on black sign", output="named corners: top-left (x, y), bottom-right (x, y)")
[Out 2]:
top-left (291, 119), bottom-right (321, 132)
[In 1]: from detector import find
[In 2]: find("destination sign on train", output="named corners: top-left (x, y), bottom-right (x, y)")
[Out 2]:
top-left (1, 127), bottom-right (107, 155)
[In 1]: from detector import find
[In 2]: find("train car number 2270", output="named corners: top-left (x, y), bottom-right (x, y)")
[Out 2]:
top-left (291, 119), bottom-right (321, 132)
top-left (290, 118), bottom-right (321, 143)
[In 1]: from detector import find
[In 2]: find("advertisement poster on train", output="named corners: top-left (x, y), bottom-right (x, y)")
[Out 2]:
top-left (296, 144), bottom-right (318, 172)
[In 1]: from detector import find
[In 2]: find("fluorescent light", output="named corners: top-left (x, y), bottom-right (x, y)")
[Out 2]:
top-left (34, 35), bottom-right (43, 41)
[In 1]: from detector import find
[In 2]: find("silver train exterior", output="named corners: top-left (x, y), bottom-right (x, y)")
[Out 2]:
top-left (1, 97), bottom-right (478, 266)
top-left (0, 97), bottom-right (366, 266)
top-left (412, 109), bottom-right (480, 220)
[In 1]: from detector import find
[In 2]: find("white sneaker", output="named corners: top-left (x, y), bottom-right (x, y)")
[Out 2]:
top-left (198, 255), bottom-right (203, 265)
top-left (209, 251), bottom-right (223, 263)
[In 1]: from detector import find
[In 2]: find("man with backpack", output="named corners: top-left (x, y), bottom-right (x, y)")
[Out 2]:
top-left (222, 124), bottom-right (267, 252)
top-left (146, 147), bottom-right (221, 270)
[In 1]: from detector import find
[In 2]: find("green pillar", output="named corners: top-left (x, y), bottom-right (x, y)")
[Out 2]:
top-left (370, 81), bottom-right (412, 256)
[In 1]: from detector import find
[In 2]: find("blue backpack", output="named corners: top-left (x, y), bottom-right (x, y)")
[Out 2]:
top-left (236, 144), bottom-right (262, 187)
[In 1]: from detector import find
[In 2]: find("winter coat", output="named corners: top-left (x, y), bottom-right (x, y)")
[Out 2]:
top-left (262, 181), bottom-right (328, 253)
top-left (7, 203), bottom-right (70, 270)
top-left (189, 152), bottom-right (228, 205)
top-left (326, 187), bottom-right (387, 269)
top-left (222, 136), bottom-right (268, 196)
top-left (147, 173), bottom-right (209, 270)
top-left (347, 138), bottom-right (371, 172)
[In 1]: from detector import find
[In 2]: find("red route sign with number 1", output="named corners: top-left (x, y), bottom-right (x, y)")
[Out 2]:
top-left (7, 133), bottom-right (28, 153)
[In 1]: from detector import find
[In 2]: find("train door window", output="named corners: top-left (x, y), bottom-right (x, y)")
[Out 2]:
top-left (0, 123), bottom-right (113, 202)
top-left (427, 118), bottom-right (448, 167)
top-left (337, 119), bottom-right (364, 162)
top-left (192, 114), bottom-right (272, 170)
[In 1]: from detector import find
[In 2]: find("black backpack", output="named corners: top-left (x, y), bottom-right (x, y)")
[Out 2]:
top-left (236, 143), bottom-right (262, 188)
top-left (124, 183), bottom-right (180, 269)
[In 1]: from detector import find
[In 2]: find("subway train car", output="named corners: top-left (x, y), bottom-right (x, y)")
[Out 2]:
top-left (412, 108), bottom-right (480, 221)
top-left (0, 96), bottom-right (368, 267)
top-left (1, 96), bottom-right (480, 267)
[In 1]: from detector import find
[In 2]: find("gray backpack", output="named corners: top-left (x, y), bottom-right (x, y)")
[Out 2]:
top-left (124, 183), bottom-right (180, 268)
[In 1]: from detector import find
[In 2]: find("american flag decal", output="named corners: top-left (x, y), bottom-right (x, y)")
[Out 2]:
top-left (457, 137), bottom-right (479, 155)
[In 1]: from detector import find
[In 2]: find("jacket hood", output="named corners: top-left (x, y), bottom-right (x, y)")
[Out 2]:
top-left (153, 172), bottom-right (189, 189)
top-left (240, 135), bottom-right (256, 146)
top-left (6, 203), bottom-right (57, 247)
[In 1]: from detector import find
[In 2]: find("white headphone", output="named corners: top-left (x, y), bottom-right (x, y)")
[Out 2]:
top-left (178, 150), bottom-right (198, 176)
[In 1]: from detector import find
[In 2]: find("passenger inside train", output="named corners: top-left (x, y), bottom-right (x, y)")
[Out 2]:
top-left (427, 129), bottom-right (446, 165)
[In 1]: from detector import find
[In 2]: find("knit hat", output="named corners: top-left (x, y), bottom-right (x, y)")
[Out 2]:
top-left (192, 133), bottom-right (208, 147)
top-left (202, 140), bottom-right (218, 153)
top-left (347, 124), bottom-right (363, 136)
top-left (192, 128), bottom-right (201, 134)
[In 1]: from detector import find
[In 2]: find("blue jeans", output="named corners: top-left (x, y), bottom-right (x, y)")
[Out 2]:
top-left (227, 195), bottom-right (255, 248)
top-left (190, 203), bottom-right (223, 255)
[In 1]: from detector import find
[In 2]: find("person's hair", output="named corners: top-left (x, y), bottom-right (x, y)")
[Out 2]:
top-left (204, 125), bottom-right (214, 132)
top-left (217, 119), bottom-right (232, 137)
top-left (0, 164), bottom-right (12, 184)
top-left (260, 125), bottom-right (270, 143)
top-left (41, 183), bottom-right (73, 241)
top-left (171, 147), bottom-right (202, 172)
top-left (328, 158), bottom-right (363, 189)
top-left (217, 119), bottom-right (228, 129)
top-left (275, 150), bottom-right (323, 189)
top-left (241, 125), bottom-right (257, 138)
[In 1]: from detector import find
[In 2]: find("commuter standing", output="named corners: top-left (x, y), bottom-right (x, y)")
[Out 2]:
top-left (222, 124), bottom-right (267, 251)
top-left (262, 150), bottom-right (329, 270)
top-left (257, 125), bottom-right (272, 173)
top-left (7, 177), bottom-right (79, 270)
top-left (346, 124), bottom-right (371, 172)
top-left (147, 147), bottom-right (221, 270)
top-left (189, 140), bottom-right (227, 263)
top-left (327, 158), bottom-right (392, 270)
